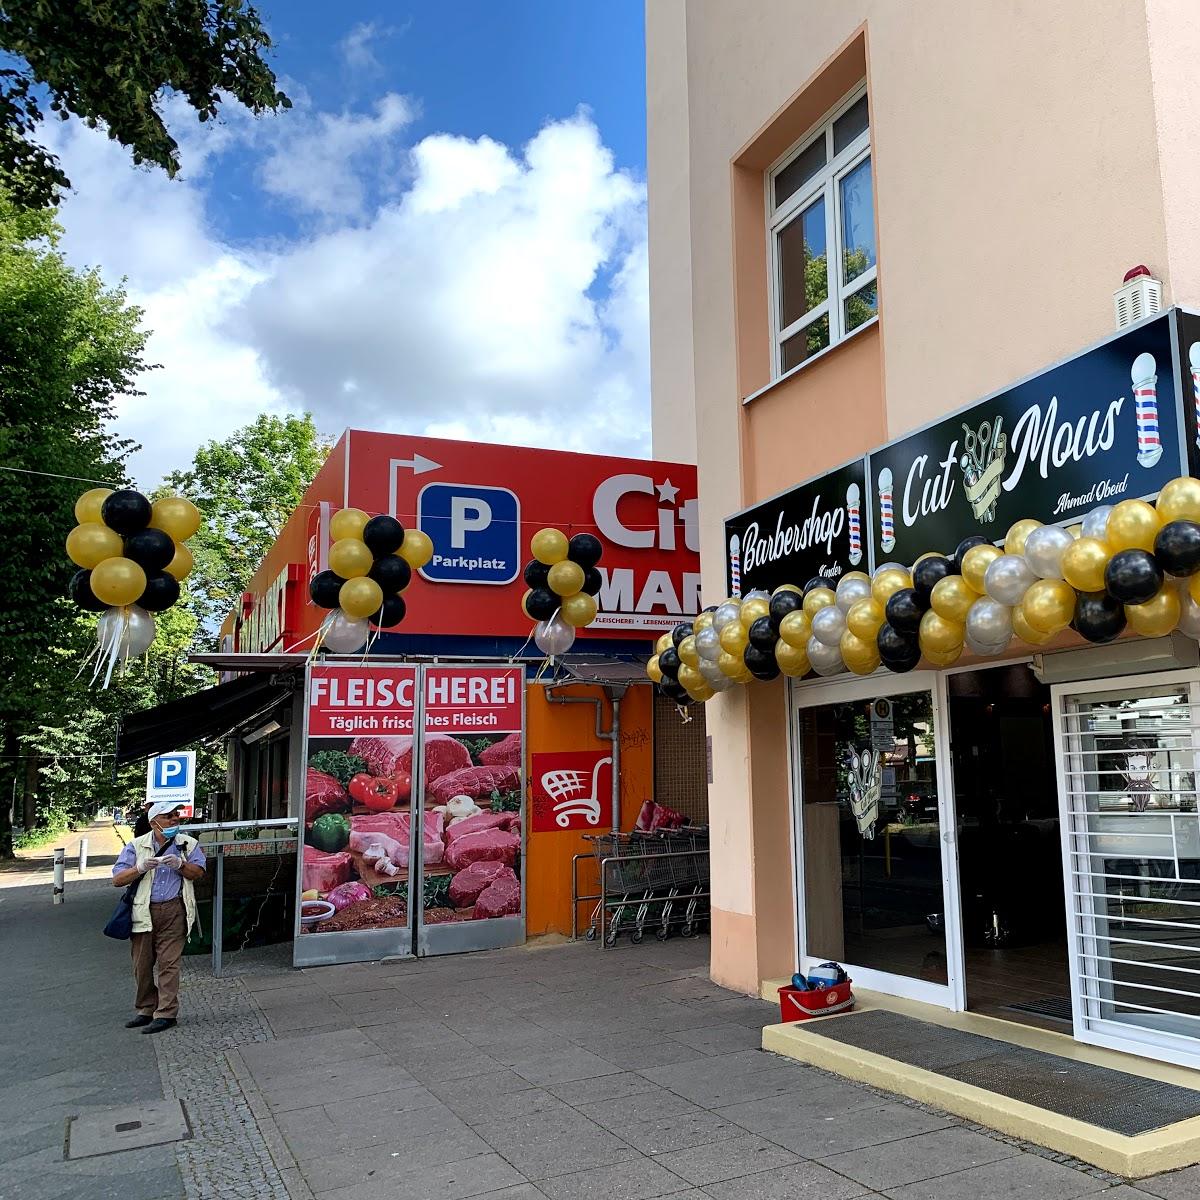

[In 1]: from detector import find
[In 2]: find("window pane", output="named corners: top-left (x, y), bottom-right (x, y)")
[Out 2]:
top-left (840, 157), bottom-right (875, 284)
top-left (778, 196), bottom-right (827, 328)
top-left (774, 136), bottom-right (826, 209)
top-left (845, 280), bottom-right (878, 332)
top-left (781, 315), bottom-right (830, 372)
top-left (833, 94), bottom-right (869, 155)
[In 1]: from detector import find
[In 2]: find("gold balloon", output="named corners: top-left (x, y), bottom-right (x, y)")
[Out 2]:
top-left (719, 620), bottom-right (749, 654)
top-left (520, 589), bottom-right (535, 620)
top-left (1021, 578), bottom-right (1076, 634)
top-left (656, 632), bottom-right (673, 655)
top-left (560, 592), bottom-right (598, 627)
top-left (329, 537), bottom-right (373, 578)
top-left (647, 655), bottom-right (663, 683)
top-left (1156, 476), bottom-right (1200, 525)
top-left (778, 610), bottom-right (812, 648)
top-left (547, 559), bottom-right (585, 597)
top-left (802, 587), bottom-right (836, 617)
top-left (773, 583), bottom-right (804, 595)
top-left (693, 611), bottom-right (714, 633)
top-left (717, 650), bottom-right (746, 679)
top-left (871, 568), bottom-right (911, 607)
top-left (840, 571), bottom-right (872, 585)
top-left (1004, 518), bottom-right (1042, 556)
top-left (1066, 524), bottom-right (1082, 540)
top-left (923, 643), bottom-right (963, 668)
top-left (149, 496), bottom-right (201, 542)
top-left (329, 507), bottom-right (370, 541)
top-left (530, 527), bottom-right (569, 565)
top-left (739, 596), bottom-right (771, 627)
top-left (930, 575), bottom-right (976, 623)
top-left (164, 542), bottom-right (193, 581)
top-left (1012, 606), bottom-right (1055, 645)
top-left (840, 630), bottom-right (880, 676)
top-left (846, 597), bottom-right (885, 640)
top-left (1190, 574), bottom-right (1200, 606)
top-left (90, 556), bottom-right (147, 607)
top-left (961, 544), bottom-right (1001, 593)
top-left (677, 664), bottom-right (704, 693)
top-left (74, 487), bottom-right (113, 525)
top-left (919, 609), bottom-right (964, 655)
top-left (687, 682), bottom-right (715, 703)
top-left (1106, 499), bottom-right (1161, 553)
top-left (678, 635), bottom-right (700, 668)
top-left (1061, 537), bottom-right (1111, 593)
top-left (339, 576), bottom-right (384, 620)
top-left (399, 528), bottom-right (434, 569)
top-left (66, 522), bottom-right (123, 569)
top-left (1126, 586), bottom-right (1181, 638)
top-left (775, 638), bottom-right (810, 677)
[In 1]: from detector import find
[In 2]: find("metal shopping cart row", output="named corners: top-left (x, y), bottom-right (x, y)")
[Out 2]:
top-left (571, 828), bottom-right (710, 947)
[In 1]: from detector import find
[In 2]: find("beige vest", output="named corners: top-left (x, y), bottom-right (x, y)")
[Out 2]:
top-left (129, 831), bottom-right (200, 937)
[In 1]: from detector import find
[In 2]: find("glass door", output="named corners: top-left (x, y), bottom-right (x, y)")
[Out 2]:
top-left (1053, 672), bottom-right (1200, 1070)
top-left (791, 672), bottom-right (964, 1007)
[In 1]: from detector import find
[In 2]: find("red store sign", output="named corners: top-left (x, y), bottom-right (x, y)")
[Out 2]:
top-left (530, 751), bottom-right (612, 832)
top-left (307, 664), bottom-right (417, 737)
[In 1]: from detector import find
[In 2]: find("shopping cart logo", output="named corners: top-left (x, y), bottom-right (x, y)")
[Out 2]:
top-left (530, 750), bottom-right (613, 832)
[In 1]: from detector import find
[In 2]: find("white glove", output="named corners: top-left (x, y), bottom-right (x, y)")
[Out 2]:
top-left (141, 857), bottom-right (162, 873)
top-left (158, 855), bottom-right (183, 871)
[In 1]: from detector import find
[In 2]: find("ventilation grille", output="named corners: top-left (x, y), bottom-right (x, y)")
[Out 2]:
top-left (1114, 276), bottom-right (1163, 329)
top-left (653, 693), bottom-right (709, 824)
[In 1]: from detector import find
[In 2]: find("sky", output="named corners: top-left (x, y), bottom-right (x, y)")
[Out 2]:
top-left (43, 1), bottom-right (649, 488)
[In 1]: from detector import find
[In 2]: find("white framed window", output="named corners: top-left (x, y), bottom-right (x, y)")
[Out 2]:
top-left (767, 86), bottom-right (877, 377)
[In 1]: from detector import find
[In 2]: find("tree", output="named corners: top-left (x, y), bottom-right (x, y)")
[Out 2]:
top-left (0, 0), bottom-right (290, 210)
top-left (166, 414), bottom-right (329, 637)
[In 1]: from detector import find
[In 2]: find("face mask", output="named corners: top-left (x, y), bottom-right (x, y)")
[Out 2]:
top-left (160, 826), bottom-right (180, 840)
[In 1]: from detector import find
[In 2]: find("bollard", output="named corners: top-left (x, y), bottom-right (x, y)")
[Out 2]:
top-left (52, 847), bottom-right (65, 904)
top-left (78, 838), bottom-right (89, 874)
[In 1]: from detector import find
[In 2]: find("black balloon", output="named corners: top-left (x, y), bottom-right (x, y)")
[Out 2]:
top-left (1155, 521), bottom-right (1200, 577)
top-left (748, 616), bottom-right (776, 652)
top-left (743, 645), bottom-right (781, 681)
top-left (660, 678), bottom-right (688, 703)
top-left (912, 555), bottom-right (952, 599)
top-left (370, 554), bottom-right (412, 593)
top-left (877, 623), bottom-right (921, 672)
top-left (523, 559), bottom-right (550, 589)
top-left (1074, 591), bottom-right (1127, 644)
top-left (580, 565), bottom-right (603, 596)
top-left (768, 589), bottom-right (804, 630)
top-left (68, 569), bottom-right (107, 612)
top-left (124, 527), bottom-right (176, 572)
top-left (101, 489), bottom-right (152, 535)
top-left (658, 647), bottom-right (681, 678)
top-left (372, 594), bottom-right (408, 628)
top-left (671, 622), bottom-right (692, 647)
top-left (525, 587), bottom-right (559, 621)
top-left (567, 532), bottom-right (603, 568)
top-left (885, 588), bottom-right (925, 632)
top-left (362, 514), bottom-right (405, 555)
top-left (309, 569), bottom-right (345, 609)
top-left (702, 604), bottom-right (718, 613)
top-left (952, 535), bottom-right (988, 573)
top-left (138, 571), bottom-right (180, 612)
top-left (1104, 549), bottom-right (1163, 604)
top-left (804, 576), bottom-right (831, 595)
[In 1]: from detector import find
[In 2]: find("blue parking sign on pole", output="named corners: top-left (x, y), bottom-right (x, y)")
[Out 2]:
top-left (146, 751), bottom-right (196, 814)
top-left (417, 482), bottom-right (520, 585)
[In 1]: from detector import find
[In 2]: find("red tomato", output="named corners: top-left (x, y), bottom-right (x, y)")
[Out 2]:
top-left (390, 768), bottom-right (412, 804)
top-left (349, 774), bottom-right (400, 811)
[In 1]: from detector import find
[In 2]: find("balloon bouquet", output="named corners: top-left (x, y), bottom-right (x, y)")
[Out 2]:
top-left (66, 487), bottom-right (201, 686)
top-left (519, 528), bottom-right (604, 658)
top-left (308, 508), bottom-right (434, 653)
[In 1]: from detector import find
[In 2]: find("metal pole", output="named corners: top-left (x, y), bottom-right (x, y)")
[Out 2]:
top-left (52, 847), bottom-right (65, 904)
top-left (212, 849), bottom-right (224, 977)
top-left (78, 838), bottom-right (89, 874)
top-left (610, 692), bottom-right (622, 833)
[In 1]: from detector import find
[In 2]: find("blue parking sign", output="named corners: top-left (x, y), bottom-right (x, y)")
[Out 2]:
top-left (146, 751), bottom-right (196, 808)
top-left (417, 483), bottom-right (520, 585)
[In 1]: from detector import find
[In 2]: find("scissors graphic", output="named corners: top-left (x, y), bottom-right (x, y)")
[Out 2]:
top-left (961, 417), bottom-right (1003, 475)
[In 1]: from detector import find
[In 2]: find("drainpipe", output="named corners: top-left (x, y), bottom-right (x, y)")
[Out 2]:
top-left (546, 686), bottom-right (626, 832)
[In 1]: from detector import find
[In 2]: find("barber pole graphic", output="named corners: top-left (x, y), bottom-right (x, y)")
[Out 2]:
top-left (728, 533), bottom-right (742, 598)
top-left (845, 483), bottom-right (862, 565)
top-left (1131, 352), bottom-right (1163, 468)
top-left (1190, 342), bottom-right (1200, 450)
top-left (877, 468), bottom-right (896, 553)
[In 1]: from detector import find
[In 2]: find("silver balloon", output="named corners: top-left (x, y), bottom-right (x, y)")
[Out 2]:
top-left (1023, 525), bottom-right (1074, 580)
top-left (695, 626), bottom-right (722, 662)
top-left (699, 658), bottom-right (733, 690)
top-left (965, 631), bottom-right (1010, 657)
top-left (811, 604), bottom-right (847, 646)
top-left (1180, 592), bottom-right (1200, 640)
top-left (744, 588), bottom-right (770, 603)
top-left (323, 611), bottom-right (369, 653)
top-left (876, 562), bottom-right (906, 574)
top-left (535, 614), bottom-right (576, 656)
top-left (98, 605), bottom-right (156, 659)
top-left (984, 554), bottom-right (1038, 606)
top-left (712, 601), bottom-right (741, 632)
top-left (964, 597), bottom-right (1013, 649)
top-left (835, 575), bottom-right (872, 613)
top-left (807, 634), bottom-right (845, 676)
top-left (1082, 505), bottom-right (1113, 541)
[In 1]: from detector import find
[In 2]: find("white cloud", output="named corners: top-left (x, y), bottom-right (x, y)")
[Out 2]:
top-left (43, 97), bottom-right (650, 489)
top-left (339, 22), bottom-right (385, 73)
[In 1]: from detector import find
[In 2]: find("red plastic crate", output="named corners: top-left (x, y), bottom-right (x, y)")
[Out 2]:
top-left (778, 980), bottom-right (854, 1021)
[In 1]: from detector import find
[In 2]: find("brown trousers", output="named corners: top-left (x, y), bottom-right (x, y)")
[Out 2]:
top-left (130, 897), bottom-right (186, 1019)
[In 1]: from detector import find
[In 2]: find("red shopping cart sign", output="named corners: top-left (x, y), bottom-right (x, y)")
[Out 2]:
top-left (531, 751), bottom-right (612, 832)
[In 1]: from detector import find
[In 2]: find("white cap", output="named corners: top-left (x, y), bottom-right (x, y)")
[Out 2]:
top-left (147, 801), bottom-right (184, 822)
top-left (846, 482), bottom-right (861, 504)
top-left (878, 467), bottom-right (893, 490)
top-left (1189, 341), bottom-right (1200, 370)
top-left (1131, 352), bottom-right (1156, 384)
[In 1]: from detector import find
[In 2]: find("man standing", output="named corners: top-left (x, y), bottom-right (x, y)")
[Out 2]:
top-left (111, 801), bottom-right (207, 1034)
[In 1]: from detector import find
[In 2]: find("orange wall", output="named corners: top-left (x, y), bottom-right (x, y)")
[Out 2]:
top-left (525, 684), bottom-right (654, 937)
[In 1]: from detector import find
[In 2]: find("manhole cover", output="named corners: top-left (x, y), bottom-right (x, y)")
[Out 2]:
top-left (66, 1099), bottom-right (190, 1160)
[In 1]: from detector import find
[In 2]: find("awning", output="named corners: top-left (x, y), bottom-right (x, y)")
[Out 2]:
top-left (115, 669), bottom-right (303, 765)
top-left (542, 655), bottom-right (652, 688)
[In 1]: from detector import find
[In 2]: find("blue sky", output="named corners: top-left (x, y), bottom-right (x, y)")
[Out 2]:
top-left (45, 1), bottom-right (650, 486)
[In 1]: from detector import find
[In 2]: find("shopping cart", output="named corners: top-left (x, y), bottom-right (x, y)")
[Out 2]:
top-left (584, 832), bottom-right (652, 945)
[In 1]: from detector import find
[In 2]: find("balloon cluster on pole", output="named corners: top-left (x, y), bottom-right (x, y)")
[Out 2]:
top-left (519, 528), bottom-right (604, 658)
top-left (309, 509), bottom-right (433, 653)
top-left (66, 487), bottom-right (201, 685)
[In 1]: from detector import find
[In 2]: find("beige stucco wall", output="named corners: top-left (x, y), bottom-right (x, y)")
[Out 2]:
top-left (646, 0), bottom-right (1200, 995)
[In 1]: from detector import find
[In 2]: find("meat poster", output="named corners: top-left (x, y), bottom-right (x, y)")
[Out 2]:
top-left (420, 666), bottom-right (524, 926)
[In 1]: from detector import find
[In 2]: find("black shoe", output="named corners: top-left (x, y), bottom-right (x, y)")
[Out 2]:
top-left (125, 1015), bottom-right (154, 1029)
top-left (141, 1018), bottom-right (177, 1035)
